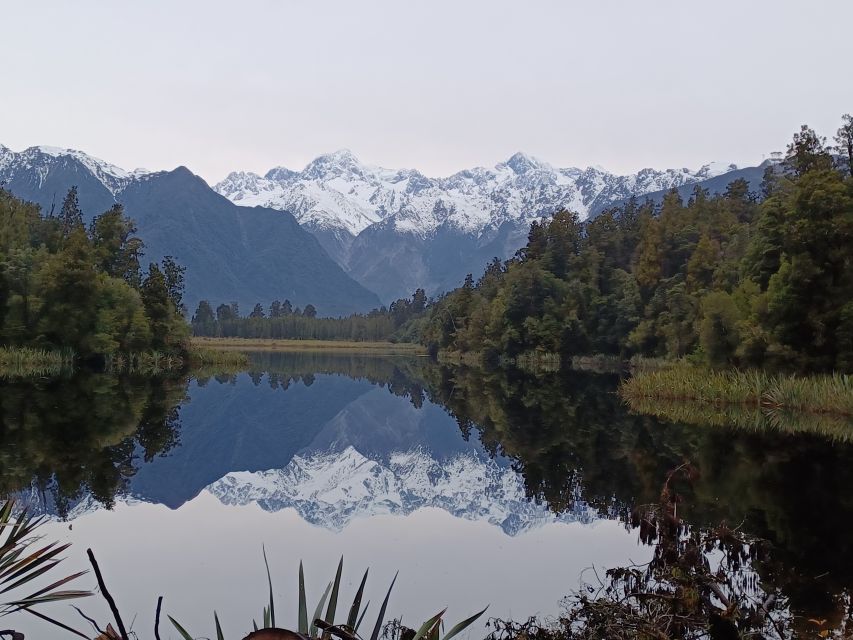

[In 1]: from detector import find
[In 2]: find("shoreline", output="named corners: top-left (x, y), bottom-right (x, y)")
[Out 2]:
top-left (190, 337), bottom-right (427, 354)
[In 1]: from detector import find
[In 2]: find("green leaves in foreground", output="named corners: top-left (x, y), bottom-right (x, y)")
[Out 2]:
top-left (0, 499), bottom-right (91, 637)
top-left (170, 552), bottom-right (487, 640)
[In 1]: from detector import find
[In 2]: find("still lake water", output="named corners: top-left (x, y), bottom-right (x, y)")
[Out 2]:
top-left (3, 351), bottom-right (853, 638)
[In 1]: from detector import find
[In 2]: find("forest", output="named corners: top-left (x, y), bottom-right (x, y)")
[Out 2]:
top-left (0, 186), bottom-right (188, 362)
top-left (419, 117), bottom-right (853, 374)
top-left (189, 289), bottom-right (427, 342)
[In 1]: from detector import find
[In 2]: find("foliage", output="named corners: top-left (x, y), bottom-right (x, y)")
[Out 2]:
top-left (192, 289), bottom-right (428, 343)
top-left (421, 361), bottom-right (853, 629)
top-left (169, 555), bottom-right (487, 640)
top-left (0, 188), bottom-right (188, 361)
top-left (486, 466), bottom-right (793, 640)
top-left (417, 117), bottom-right (853, 375)
top-left (0, 499), bottom-right (91, 638)
top-left (0, 346), bottom-right (74, 378)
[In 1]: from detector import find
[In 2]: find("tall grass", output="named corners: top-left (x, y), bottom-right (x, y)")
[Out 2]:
top-left (620, 364), bottom-right (853, 416)
top-left (187, 346), bottom-right (250, 367)
top-left (0, 346), bottom-right (74, 377)
top-left (186, 346), bottom-right (251, 379)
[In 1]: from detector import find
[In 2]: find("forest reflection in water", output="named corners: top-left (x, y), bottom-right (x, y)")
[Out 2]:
top-left (1, 351), bottom-right (853, 630)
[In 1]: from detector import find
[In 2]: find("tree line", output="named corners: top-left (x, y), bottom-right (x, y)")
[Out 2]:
top-left (0, 186), bottom-right (188, 360)
top-left (190, 289), bottom-right (428, 341)
top-left (418, 115), bottom-right (853, 373)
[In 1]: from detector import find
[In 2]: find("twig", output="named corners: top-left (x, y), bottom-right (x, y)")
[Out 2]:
top-left (87, 548), bottom-right (129, 640)
top-left (154, 596), bottom-right (163, 640)
top-left (72, 604), bottom-right (105, 635)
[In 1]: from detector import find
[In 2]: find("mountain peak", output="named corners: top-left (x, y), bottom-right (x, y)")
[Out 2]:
top-left (505, 151), bottom-right (544, 174)
top-left (695, 161), bottom-right (740, 179)
top-left (264, 166), bottom-right (297, 182)
top-left (303, 149), bottom-right (365, 180)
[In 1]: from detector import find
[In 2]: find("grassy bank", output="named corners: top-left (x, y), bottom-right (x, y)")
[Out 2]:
top-left (620, 364), bottom-right (853, 416)
top-left (191, 337), bottom-right (425, 354)
top-left (0, 346), bottom-right (74, 377)
top-left (187, 345), bottom-right (250, 367)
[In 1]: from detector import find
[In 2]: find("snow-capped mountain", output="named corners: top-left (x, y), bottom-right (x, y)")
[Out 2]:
top-left (207, 445), bottom-right (597, 535)
top-left (0, 144), bottom-right (153, 195)
top-left (0, 144), bottom-right (381, 315)
top-left (216, 150), bottom-right (736, 239)
top-left (214, 151), bottom-right (739, 302)
top-left (1, 142), bottom-right (749, 306)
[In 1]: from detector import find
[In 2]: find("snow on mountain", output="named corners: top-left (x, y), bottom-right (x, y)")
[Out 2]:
top-left (0, 145), bottom-right (151, 195)
top-left (206, 446), bottom-right (597, 535)
top-left (214, 151), bottom-right (739, 240)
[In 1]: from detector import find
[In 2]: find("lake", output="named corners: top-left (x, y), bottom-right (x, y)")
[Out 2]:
top-left (3, 351), bottom-right (853, 638)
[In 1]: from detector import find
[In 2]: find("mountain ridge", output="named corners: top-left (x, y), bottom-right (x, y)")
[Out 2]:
top-left (1, 143), bottom-right (758, 305)
top-left (0, 145), bottom-right (382, 315)
top-left (213, 150), bottom-right (746, 301)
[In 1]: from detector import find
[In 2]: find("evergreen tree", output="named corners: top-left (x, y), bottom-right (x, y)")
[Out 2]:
top-left (784, 125), bottom-right (833, 176)
top-left (216, 303), bottom-right (235, 323)
top-left (59, 186), bottom-right (84, 238)
top-left (161, 256), bottom-right (186, 315)
top-left (89, 204), bottom-right (143, 286)
top-left (835, 113), bottom-right (853, 176)
top-left (192, 300), bottom-right (215, 325)
top-left (140, 263), bottom-right (187, 351)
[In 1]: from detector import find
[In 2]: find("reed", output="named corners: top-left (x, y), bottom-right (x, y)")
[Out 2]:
top-left (620, 364), bottom-right (853, 416)
top-left (188, 345), bottom-right (251, 367)
top-left (0, 346), bottom-right (74, 377)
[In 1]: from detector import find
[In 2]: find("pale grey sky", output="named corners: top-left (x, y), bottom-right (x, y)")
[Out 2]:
top-left (2, 0), bottom-right (851, 183)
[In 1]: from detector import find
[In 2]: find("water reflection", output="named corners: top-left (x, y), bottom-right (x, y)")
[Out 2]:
top-left (2, 352), bottom-right (853, 633)
top-left (0, 372), bottom-right (185, 515)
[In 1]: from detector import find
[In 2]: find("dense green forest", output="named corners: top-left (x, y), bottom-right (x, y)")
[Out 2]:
top-left (190, 289), bottom-right (427, 341)
top-left (0, 187), bottom-right (188, 360)
top-left (420, 117), bottom-right (853, 374)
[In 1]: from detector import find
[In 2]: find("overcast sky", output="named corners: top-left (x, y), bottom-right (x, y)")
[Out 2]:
top-left (2, 0), bottom-right (851, 183)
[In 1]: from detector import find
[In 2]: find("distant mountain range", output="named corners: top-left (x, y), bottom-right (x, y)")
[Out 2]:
top-left (215, 152), bottom-right (765, 301)
top-left (1, 143), bottom-right (766, 310)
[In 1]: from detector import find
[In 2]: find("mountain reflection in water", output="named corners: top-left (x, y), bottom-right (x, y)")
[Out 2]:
top-left (2, 350), bottom-right (853, 635)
